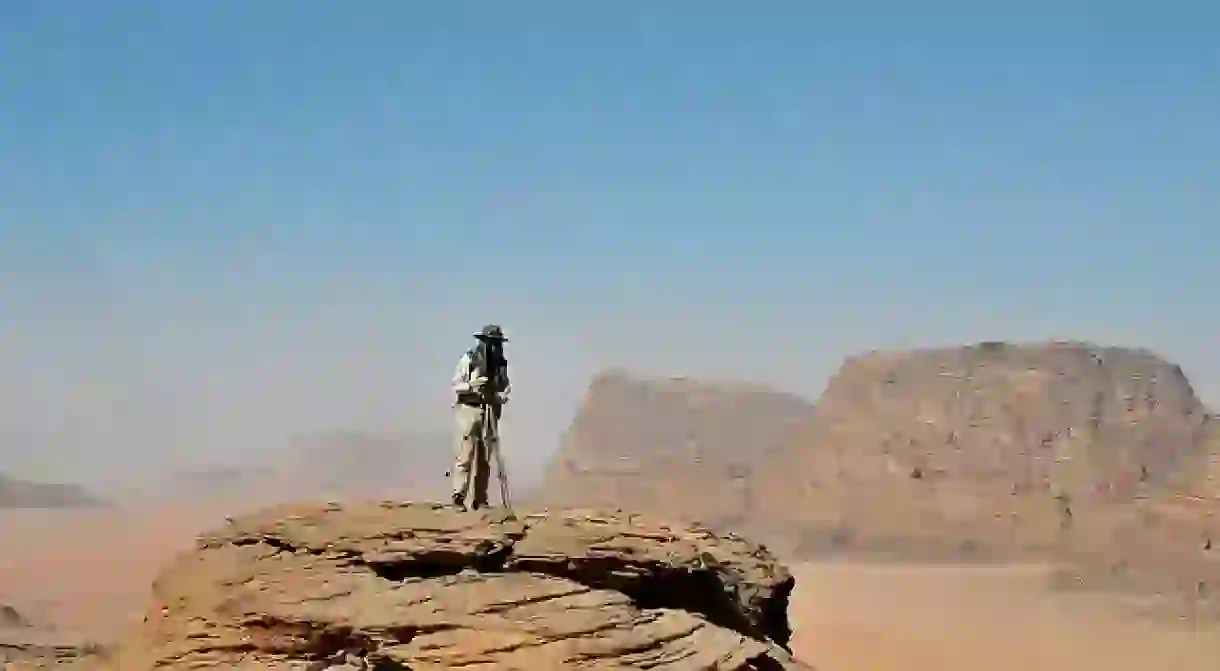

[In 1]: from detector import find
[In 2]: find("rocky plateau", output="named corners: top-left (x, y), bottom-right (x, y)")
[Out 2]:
top-left (97, 500), bottom-right (810, 670)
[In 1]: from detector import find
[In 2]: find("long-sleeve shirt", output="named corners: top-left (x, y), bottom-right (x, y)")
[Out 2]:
top-left (452, 348), bottom-right (511, 405)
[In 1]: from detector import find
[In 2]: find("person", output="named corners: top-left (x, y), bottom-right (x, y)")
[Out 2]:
top-left (450, 324), bottom-right (511, 511)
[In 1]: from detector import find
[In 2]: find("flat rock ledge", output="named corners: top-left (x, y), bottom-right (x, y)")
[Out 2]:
top-left (1, 604), bottom-right (106, 669)
top-left (104, 501), bottom-right (813, 670)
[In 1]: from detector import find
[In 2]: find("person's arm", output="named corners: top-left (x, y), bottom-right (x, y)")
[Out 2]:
top-left (452, 352), bottom-right (474, 394)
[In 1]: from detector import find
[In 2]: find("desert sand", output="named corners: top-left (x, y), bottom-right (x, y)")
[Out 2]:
top-left (4, 507), bottom-right (1220, 669)
top-left (0, 505), bottom-right (231, 642)
top-left (789, 562), bottom-right (1220, 670)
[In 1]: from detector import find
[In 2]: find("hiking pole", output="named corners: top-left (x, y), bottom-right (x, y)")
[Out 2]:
top-left (488, 403), bottom-right (513, 511)
top-left (495, 436), bottom-right (512, 511)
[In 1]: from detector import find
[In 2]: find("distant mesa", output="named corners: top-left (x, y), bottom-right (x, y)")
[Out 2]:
top-left (0, 472), bottom-right (104, 509)
top-left (753, 340), bottom-right (1214, 560)
top-left (160, 430), bottom-right (452, 505)
top-left (759, 340), bottom-right (1207, 506)
top-left (538, 368), bottom-right (816, 526)
top-left (539, 342), bottom-right (1219, 609)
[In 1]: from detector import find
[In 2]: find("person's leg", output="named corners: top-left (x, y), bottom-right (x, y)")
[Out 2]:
top-left (451, 404), bottom-right (482, 509)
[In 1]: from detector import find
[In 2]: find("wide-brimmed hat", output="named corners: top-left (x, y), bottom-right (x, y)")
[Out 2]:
top-left (473, 324), bottom-right (507, 341)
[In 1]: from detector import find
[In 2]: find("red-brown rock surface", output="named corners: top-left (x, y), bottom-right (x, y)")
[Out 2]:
top-left (753, 342), bottom-right (1212, 558)
top-left (103, 501), bottom-right (811, 670)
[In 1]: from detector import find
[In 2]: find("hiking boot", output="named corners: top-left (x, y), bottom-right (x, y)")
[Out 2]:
top-left (451, 493), bottom-right (466, 512)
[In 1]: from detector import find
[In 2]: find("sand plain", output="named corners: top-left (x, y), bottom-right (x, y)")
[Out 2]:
top-left (789, 561), bottom-right (1220, 670)
top-left (4, 507), bottom-right (1220, 669)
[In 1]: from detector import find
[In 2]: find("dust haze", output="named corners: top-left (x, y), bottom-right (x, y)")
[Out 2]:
top-left (1, 294), bottom-right (594, 493)
top-left (5, 291), bottom-right (1220, 669)
top-left (5, 258), bottom-right (1220, 669)
top-left (5, 280), bottom-right (1218, 496)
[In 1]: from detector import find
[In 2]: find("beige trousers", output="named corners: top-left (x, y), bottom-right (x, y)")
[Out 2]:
top-left (452, 402), bottom-right (500, 507)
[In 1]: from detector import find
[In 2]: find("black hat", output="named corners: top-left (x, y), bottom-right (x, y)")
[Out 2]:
top-left (473, 324), bottom-right (507, 341)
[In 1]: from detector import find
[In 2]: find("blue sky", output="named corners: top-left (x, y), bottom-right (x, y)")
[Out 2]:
top-left (1, 1), bottom-right (1217, 486)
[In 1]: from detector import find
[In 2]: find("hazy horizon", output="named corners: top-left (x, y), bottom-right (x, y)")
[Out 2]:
top-left (2, 2), bottom-right (1217, 489)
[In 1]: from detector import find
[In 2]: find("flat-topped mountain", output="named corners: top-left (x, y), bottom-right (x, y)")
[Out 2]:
top-left (538, 369), bottom-right (815, 525)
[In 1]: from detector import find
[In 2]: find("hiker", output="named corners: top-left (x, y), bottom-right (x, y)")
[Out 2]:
top-left (450, 324), bottom-right (511, 511)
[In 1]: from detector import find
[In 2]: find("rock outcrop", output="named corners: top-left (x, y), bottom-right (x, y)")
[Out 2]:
top-left (1, 604), bottom-right (28, 629)
top-left (539, 370), bottom-right (815, 527)
top-left (754, 341), bottom-right (1212, 558)
top-left (0, 473), bottom-right (103, 509)
top-left (535, 341), bottom-right (1216, 609)
top-left (0, 639), bottom-right (102, 670)
top-left (105, 501), bottom-right (811, 670)
top-left (0, 604), bottom-right (103, 669)
top-left (1168, 416), bottom-right (1220, 499)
